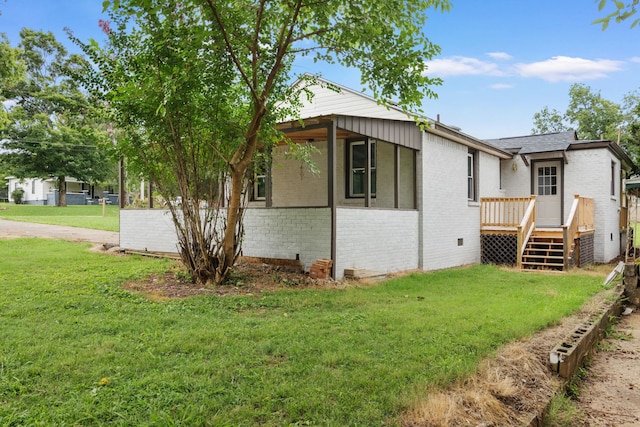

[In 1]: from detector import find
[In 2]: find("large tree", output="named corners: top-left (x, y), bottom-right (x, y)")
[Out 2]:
top-left (0, 29), bottom-right (111, 206)
top-left (74, 0), bottom-right (450, 285)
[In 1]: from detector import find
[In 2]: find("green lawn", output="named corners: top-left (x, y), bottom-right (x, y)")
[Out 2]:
top-left (0, 238), bottom-right (608, 426)
top-left (0, 203), bottom-right (119, 231)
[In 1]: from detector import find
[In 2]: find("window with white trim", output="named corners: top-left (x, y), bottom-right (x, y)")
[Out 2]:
top-left (611, 161), bottom-right (616, 196)
top-left (537, 166), bottom-right (557, 196)
top-left (467, 150), bottom-right (477, 201)
top-left (348, 140), bottom-right (376, 197)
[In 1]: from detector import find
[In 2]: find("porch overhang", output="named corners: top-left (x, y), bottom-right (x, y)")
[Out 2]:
top-left (277, 114), bottom-right (422, 150)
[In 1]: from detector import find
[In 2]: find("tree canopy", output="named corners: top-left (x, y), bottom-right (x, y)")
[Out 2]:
top-left (73, 0), bottom-right (451, 285)
top-left (0, 29), bottom-right (111, 206)
top-left (595, 0), bottom-right (640, 29)
top-left (532, 83), bottom-right (640, 159)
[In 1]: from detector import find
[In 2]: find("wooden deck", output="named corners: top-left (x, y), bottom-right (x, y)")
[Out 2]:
top-left (480, 195), bottom-right (594, 271)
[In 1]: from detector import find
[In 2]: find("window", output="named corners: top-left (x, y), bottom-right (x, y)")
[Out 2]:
top-left (537, 166), bottom-right (557, 195)
top-left (252, 173), bottom-right (266, 201)
top-left (611, 161), bottom-right (616, 196)
top-left (348, 140), bottom-right (376, 197)
top-left (467, 150), bottom-right (477, 201)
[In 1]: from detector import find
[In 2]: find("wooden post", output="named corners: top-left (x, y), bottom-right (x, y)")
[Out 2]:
top-left (118, 158), bottom-right (126, 209)
top-left (102, 196), bottom-right (106, 217)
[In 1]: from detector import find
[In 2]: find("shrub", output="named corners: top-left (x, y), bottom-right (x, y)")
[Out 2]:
top-left (11, 187), bottom-right (25, 204)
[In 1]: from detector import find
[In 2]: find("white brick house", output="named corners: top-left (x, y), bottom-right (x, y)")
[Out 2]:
top-left (120, 78), bottom-right (633, 277)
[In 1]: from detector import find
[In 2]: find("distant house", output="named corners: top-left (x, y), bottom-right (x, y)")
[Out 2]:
top-left (118, 77), bottom-right (634, 278)
top-left (5, 176), bottom-right (111, 205)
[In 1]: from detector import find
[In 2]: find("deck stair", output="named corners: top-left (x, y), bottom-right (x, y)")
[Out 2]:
top-left (522, 229), bottom-right (568, 271)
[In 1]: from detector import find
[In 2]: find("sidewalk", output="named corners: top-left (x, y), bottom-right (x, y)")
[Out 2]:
top-left (0, 218), bottom-right (119, 246)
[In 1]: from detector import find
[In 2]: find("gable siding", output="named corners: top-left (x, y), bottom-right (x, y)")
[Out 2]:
top-left (296, 83), bottom-right (412, 121)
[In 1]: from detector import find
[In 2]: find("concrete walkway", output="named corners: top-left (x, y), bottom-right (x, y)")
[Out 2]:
top-left (0, 218), bottom-right (119, 245)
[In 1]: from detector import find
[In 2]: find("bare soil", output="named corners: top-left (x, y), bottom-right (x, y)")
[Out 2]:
top-left (122, 259), bottom-right (343, 300)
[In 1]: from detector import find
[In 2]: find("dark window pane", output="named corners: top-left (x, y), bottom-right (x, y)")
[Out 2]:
top-left (352, 143), bottom-right (365, 168)
top-left (352, 170), bottom-right (364, 195)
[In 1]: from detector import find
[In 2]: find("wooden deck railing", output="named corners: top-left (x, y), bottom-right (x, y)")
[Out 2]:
top-left (481, 197), bottom-right (535, 228)
top-left (516, 197), bottom-right (536, 269)
top-left (562, 195), bottom-right (594, 269)
top-left (620, 206), bottom-right (628, 231)
top-left (481, 196), bottom-right (536, 268)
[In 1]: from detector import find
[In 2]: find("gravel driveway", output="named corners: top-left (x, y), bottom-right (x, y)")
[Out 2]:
top-left (0, 218), bottom-right (119, 246)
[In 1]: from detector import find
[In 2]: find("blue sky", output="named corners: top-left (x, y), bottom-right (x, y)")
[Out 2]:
top-left (1, 0), bottom-right (638, 139)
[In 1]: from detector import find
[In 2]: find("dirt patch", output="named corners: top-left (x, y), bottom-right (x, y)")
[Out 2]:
top-left (122, 259), bottom-right (341, 300)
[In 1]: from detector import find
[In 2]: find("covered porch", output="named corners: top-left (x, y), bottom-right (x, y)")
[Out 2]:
top-left (480, 195), bottom-right (595, 270)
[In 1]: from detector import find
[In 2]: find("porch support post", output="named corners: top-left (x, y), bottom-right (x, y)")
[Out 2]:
top-left (266, 145), bottom-right (273, 208)
top-left (413, 149), bottom-right (418, 210)
top-left (364, 138), bottom-right (371, 208)
top-left (394, 145), bottom-right (400, 209)
top-left (118, 158), bottom-right (126, 208)
top-left (328, 121), bottom-right (338, 279)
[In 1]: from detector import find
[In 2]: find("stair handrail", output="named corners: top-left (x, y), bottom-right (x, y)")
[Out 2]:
top-left (516, 196), bottom-right (536, 268)
top-left (563, 194), bottom-right (594, 269)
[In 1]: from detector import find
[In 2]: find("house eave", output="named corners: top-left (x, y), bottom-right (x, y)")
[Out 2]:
top-left (428, 124), bottom-right (512, 159)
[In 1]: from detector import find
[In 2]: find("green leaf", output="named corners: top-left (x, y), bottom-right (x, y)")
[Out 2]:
top-left (598, 0), bottom-right (607, 10)
top-left (102, 0), bottom-right (111, 13)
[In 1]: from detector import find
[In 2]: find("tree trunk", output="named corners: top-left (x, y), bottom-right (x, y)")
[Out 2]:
top-left (217, 166), bottom-right (245, 284)
top-left (57, 176), bottom-right (66, 207)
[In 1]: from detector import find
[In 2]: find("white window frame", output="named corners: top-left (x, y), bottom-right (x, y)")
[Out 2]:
top-left (252, 173), bottom-right (266, 201)
top-left (467, 150), bottom-right (477, 201)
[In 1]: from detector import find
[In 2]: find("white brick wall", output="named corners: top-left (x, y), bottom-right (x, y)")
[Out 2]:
top-left (419, 132), bottom-right (503, 270)
top-left (120, 209), bottom-right (180, 253)
top-left (335, 207), bottom-right (419, 279)
top-left (241, 207), bottom-right (331, 270)
top-left (120, 207), bottom-right (331, 271)
top-left (564, 148), bottom-right (622, 262)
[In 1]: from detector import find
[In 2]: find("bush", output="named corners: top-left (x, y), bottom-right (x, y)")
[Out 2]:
top-left (11, 188), bottom-right (25, 204)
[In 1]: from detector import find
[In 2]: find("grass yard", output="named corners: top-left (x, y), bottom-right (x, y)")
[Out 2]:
top-left (0, 203), bottom-right (119, 231)
top-left (0, 238), bottom-right (608, 426)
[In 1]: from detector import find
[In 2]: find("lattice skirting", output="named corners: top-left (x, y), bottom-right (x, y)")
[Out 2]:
top-left (578, 233), bottom-right (594, 267)
top-left (481, 234), bottom-right (517, 265)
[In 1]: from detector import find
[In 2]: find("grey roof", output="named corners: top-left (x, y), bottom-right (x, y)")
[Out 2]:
top-left (486, 130), bottom-right (578, 154)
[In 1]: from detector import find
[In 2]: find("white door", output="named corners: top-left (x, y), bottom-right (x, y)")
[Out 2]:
top-left (535, 161), bottom-right (562, 227)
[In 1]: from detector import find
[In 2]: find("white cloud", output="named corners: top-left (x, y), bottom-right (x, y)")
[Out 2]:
top-left (490, 83), bottom-right (513, 89)
top-left (424, 56), bottom-right (504, 77)
top-left (487, 52), bottom-right (512, 60)
top-left (514, 56), bottom-right (624, 82)
top-left (630, 57), bottom-right (640, 63)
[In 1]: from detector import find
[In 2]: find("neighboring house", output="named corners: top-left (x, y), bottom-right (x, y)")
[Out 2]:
top-left (119, 77), bottom-right (634, 278)
top-left (5, 176), bottom-right (110, 205)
